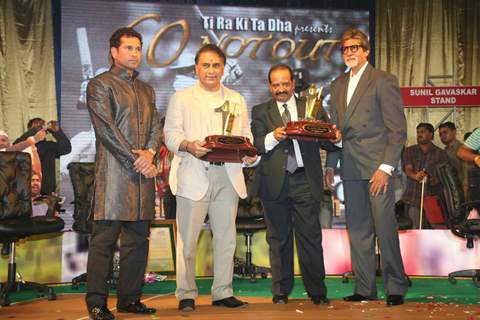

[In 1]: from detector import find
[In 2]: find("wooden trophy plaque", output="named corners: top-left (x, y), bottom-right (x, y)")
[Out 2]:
top-left (201, 101), bottom-right (257, 163)
top-left (285, 84), bottom-right (336, 141)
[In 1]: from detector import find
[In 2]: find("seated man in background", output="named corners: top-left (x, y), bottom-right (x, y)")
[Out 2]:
top-left (439, 122), bottom-right (469, 197)
top-left (31, 171), bottom-right (62, 217)
top-left (402, 123), bottom-right (448, 228)
top-left (14, 118), bottom-right (72, 194)
top-left (31, 171), bottom-right (48, 217)
top-left (0, 129), bottom-right (45, 179)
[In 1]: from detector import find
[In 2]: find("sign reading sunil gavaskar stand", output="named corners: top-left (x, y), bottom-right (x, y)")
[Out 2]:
top-left (401, 86), bottom-right (480, 107)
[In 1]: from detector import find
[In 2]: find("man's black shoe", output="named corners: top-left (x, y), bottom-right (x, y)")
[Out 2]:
top-left (311, 295), bottom-right (329, 305)
top-left (178, 299), bottom-right (195, 312)
top-left (386, 294), bottom-right (404, 306)
top-left (212, 296), bottom-right (248, 308)
top-left (88, 306), bottom-right (115, 320)
top-left (343, 294), bottom-right (375, 302)
top-left (117, 301), bottom-right (156, 314)
top-left (272, 295), bottom-right (288, 304)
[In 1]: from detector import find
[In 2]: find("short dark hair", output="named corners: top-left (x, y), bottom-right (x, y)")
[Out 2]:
top-left (268, 64), bottom-right (294, 84)
top-left (109, 27), bottom-right (142, 49)
top-left (27, 117), bottom-right (44, 129)
top-left (194, 44), bottom-right (226, 65)
top-left (416, 122), bottom-right (434, 134)
top-left (341, 28), bottom-right (371, 52)
top-left (439, 121), bottom-right (456, 130)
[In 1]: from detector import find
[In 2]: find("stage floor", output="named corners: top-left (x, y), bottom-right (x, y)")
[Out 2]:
top-left (1, 294), bottom-right (479, 320)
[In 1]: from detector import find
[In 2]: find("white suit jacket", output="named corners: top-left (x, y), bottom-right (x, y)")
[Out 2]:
top-left (164, 82), bottom-right (252, 201)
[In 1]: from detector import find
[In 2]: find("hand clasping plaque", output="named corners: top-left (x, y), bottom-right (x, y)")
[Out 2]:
top-left (201, 100), bottom-right (257, 163)
top-left (285, 84), bottom-right (336, 141)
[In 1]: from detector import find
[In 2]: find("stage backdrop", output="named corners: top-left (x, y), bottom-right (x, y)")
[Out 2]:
top-left (59, 0), bottom-right (369, 227)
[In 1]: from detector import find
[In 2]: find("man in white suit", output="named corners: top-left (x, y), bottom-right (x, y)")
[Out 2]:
top-left (164, 44), bottom-right (257, 312)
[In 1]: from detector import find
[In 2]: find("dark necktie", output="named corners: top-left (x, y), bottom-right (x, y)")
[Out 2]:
top-left (281, 104), bottom-right (298, 173)
top-left (281, 103), bottom-right (291, 124)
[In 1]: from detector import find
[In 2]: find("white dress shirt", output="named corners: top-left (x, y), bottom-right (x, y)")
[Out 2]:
top-left (346, 61), bottom-right (368, 106)
top-left (264, 95), bottom-right (304, 167)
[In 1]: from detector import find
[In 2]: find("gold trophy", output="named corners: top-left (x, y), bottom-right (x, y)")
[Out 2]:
top-left (285, 84), bottom-right (336, 141)
top-left (201, 100), bottom-right (257, 163)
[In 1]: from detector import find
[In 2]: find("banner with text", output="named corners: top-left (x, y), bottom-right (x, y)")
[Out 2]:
top-left (401, 86), bottom-right (480, 107)
top-left (59, 0), bottom-right (369, 238)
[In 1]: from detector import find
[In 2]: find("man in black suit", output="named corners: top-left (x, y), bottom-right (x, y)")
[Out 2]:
top-left (251, 64), bottom-right (339, 305)
top-left (325, 28), bottom-right (409, 306)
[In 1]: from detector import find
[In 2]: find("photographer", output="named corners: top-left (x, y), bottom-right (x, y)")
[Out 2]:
top-left (15, 118), bottom-right (72, 195)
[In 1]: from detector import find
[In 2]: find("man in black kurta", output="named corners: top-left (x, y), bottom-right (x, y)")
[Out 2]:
top-left (85, 27), bottom-right (161, 320)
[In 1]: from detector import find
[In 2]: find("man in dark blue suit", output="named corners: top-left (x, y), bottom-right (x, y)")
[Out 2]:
top-left (251, 64), bottom-right (339, 305)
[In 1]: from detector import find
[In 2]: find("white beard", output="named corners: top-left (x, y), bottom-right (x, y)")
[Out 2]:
top-left (345, 56), bottom-right (359, 69)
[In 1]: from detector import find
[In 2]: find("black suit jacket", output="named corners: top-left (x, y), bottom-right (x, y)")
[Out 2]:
top-left (250, 97), bottom-right (337, 201)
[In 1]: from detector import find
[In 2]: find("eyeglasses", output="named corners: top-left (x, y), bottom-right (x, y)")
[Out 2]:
top-left (340, 44), bottom-right (361, 54)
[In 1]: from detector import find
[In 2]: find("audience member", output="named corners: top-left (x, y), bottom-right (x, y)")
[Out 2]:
top-left (0, 129), bottom-right (45, 178)
top-left (402, 123), bottom-right (448, 228)
top-left (31, 171), bottom-right (48, 217)
top-left (457, 128), bottom-right (480, 166)
top-left (31, 171), bottom-right (63, 217)
top-left (458, 129), bottom-right (480, 210)
top-left (14, 118), bottom-right (72, 194)
top-left (439, 122), bottom-right (469, 197)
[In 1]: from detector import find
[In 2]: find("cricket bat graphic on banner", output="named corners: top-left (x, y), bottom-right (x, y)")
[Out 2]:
top-left (76, 27), bottom-right (93, 109)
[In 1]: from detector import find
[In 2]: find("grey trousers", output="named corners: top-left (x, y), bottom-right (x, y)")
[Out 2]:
top-left (343, 180), bottom-right (409, 298)
top-left (175, 165), bottom-right (239, 301)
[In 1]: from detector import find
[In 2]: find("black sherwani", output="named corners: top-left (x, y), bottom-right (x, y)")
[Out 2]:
top-left (85, 65), bottom-right (161, 309)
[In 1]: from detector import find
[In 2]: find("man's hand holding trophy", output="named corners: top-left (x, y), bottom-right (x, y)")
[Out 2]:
top-left (201, 100), bottom-right (257, 163)
top-left (285, 84), bottom-right (338, 141)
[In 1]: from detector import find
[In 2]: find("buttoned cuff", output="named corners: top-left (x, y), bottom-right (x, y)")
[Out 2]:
top-left (264, 132), bottom-right (279, 152)
top-left (378, 163), bottom-right (394, 176)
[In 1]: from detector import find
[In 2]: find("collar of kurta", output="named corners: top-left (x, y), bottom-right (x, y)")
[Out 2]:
top-left (110, 65), bottom-right (139, 81)
top-left (417, 142), bottom-right (437, 154)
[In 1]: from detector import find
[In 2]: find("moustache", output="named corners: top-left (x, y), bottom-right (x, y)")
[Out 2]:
top-left (275, 91), bottom-right (288, 96)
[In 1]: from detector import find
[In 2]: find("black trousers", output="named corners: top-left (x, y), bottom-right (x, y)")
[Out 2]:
top-left (261, 170), bottom-right (327, 297)
top-left (85, 220), bottom-right (151, 309)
